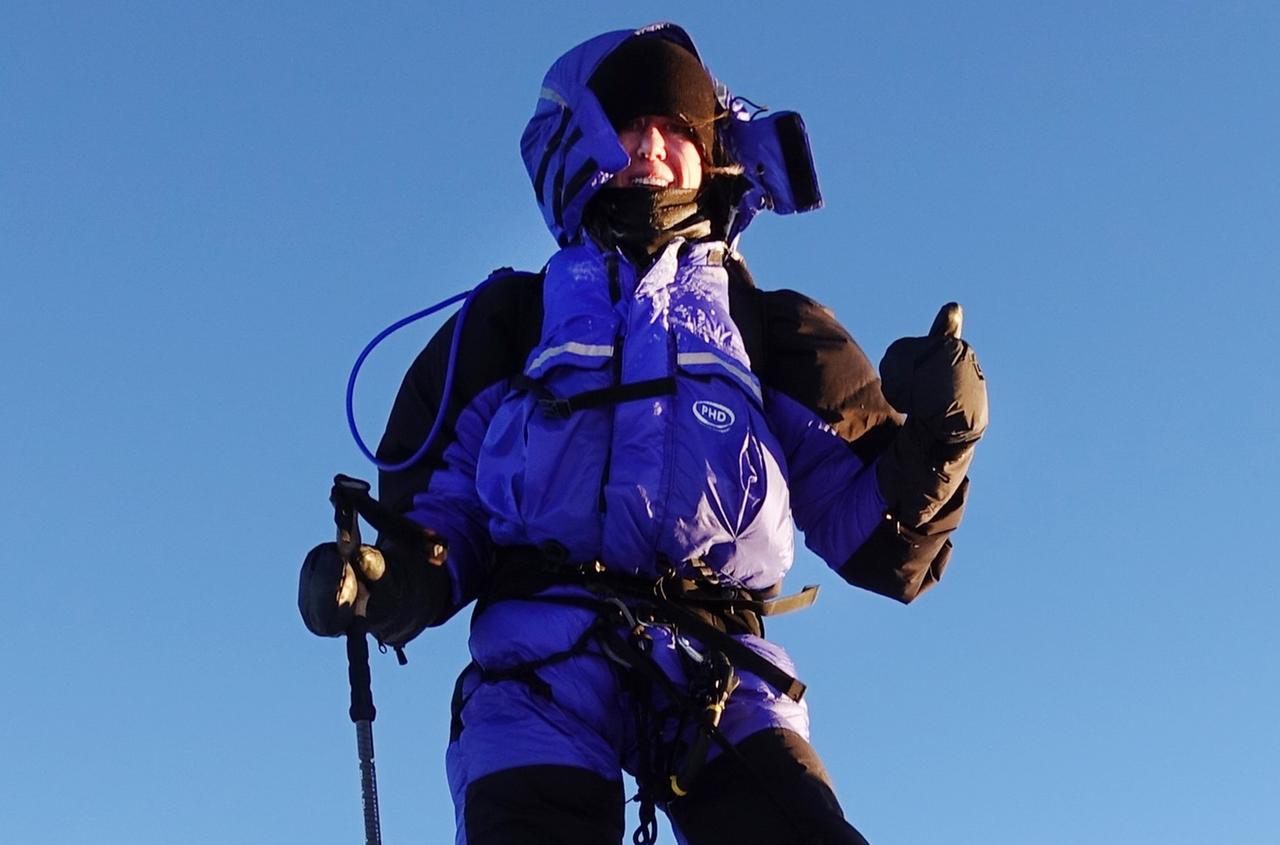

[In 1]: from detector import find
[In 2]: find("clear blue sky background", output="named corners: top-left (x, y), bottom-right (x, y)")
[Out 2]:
top-left (3, 2), bottom-right (1277, 843)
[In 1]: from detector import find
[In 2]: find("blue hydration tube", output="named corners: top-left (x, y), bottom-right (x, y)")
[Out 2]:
top-left (345, 288), bottom-right (477, 473)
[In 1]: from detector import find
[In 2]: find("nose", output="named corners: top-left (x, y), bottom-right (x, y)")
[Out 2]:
top-left (635, 122), bottom-right (666, 161)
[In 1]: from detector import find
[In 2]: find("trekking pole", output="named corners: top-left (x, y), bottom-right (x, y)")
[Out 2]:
top-left (332, 476), bottom-right (383, 845)
top-left (347, 616), bottom-right (382, 845)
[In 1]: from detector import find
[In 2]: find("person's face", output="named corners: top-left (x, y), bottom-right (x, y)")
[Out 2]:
top-left (608, 115), bottom-right (703, 191)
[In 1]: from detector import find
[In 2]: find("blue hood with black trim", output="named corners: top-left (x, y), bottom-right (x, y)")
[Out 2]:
top-left (520, 22), bottom-right (823, 248)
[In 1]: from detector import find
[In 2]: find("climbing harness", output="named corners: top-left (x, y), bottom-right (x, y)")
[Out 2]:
top-left (466, 545), bottom-right (821, 844)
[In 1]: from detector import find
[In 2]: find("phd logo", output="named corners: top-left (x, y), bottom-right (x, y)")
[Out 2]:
top-left (692, 400), bottom-right (735, 432)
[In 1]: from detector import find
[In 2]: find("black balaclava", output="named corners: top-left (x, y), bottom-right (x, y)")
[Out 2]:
top-left (584, 35), bottom-right (723, 265)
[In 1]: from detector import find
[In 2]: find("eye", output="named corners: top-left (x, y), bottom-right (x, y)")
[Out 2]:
top-left (665, 120), bottom-right (695, 139)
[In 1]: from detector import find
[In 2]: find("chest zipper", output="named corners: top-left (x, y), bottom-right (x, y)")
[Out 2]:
top-left (598, 254), bottom-right (622, 513)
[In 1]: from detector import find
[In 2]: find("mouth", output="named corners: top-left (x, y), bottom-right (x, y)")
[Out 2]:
top-left (628, 175), bottom-right (672, 188)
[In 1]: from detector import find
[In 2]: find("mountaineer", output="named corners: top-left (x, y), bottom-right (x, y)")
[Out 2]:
top-left (301, 22), bottom-right (987, 845)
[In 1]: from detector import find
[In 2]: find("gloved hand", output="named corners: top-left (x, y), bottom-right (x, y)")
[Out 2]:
top-left (876, 303), bottom-right (988, 525)
top-left (298, 543), bottom-right (388, 637)
top-left (298, 538), bottom-right (451, 645)
top-left (879, 303), bottom-right (988, 444)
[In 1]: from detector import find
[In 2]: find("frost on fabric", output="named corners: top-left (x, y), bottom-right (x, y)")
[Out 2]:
top-left (568, 256), bottom-right (600, 286)
top-left (636, 250), bottom-right (676, 329)
top-left (672, 303), bottom-right (734, 348)
top-left (670, 261), bottom-right (748, 360)
top-left (629, 242), bottom-right (753, 362)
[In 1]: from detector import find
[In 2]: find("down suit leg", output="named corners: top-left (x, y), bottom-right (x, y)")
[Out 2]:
top-left (447, 606), bottom-right (871, 844)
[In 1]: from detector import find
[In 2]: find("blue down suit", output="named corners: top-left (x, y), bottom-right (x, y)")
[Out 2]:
top-left (372, 23), bottom-right (970, 845)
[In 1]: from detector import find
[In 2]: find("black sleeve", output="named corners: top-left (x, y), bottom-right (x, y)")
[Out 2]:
top-left (363, 270), bottom-right (543, 642)
top-left (730, 261), bottom-right (969, 604)
top-left (376, 270), bottom-right (545, 516)
top-left (837, 479), bottom-right (968, 603)
top-left (756, 287), bottom-right (901, 459)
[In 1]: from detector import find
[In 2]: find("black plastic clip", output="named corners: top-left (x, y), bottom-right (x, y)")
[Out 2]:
top-left (537, 396), bottom-right (573, 419)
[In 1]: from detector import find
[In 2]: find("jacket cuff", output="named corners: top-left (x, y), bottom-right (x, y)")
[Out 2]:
top-left (836, 476), bottom-right (968, 604)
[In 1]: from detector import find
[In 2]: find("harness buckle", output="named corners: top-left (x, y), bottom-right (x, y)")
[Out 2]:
top-left (579, 559), bottom-right (607, 576)
top-left (537, 396), bottom-right (573, 418)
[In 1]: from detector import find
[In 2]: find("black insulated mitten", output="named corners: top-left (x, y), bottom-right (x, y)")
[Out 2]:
top-left (876, 418), bottom-right (976, 527)
top-left (360, 540), bottom-right (453, 648)
top-left (298, 540), bottom-right (449, 646)
top-left (877, 303), bottom-right (988, 525)
top-left (298, 542), bottom-right (357, 637)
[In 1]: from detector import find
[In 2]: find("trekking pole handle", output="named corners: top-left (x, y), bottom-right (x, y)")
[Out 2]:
top-left (346, 617), bottom-right (377, 724)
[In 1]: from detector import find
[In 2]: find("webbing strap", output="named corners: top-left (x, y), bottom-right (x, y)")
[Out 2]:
top-left (488, 548), bottom-right (817, 621)
top-left (513, 374), bottom-right (677, 419)
top-left (752, 584), bottom-right (819, 616)
top-left (482, 549), bottom-right (814, 701)
top-left (330, 475), bottom-right (445, 553)
top-left (656, 602), bottom-right (806, 702)
top-left (659, 580), bottom-right (820, 617)
top-left (476, 620), bottom-right (604, 700)
top-left (488, 589), bottom-right (807, 703)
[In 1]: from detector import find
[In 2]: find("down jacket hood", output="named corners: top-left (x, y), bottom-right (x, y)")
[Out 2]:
top-left (520, 22), bottom-right (822, 248)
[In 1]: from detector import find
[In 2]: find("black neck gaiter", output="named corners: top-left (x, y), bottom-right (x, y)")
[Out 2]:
top-left (584, 187), bottom-right (713, 268)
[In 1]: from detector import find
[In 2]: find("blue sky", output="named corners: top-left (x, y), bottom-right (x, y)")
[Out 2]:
top-left (3, 2), bottom-right (1277, 843)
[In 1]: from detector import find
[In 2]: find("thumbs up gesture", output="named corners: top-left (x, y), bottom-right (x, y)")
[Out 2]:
top-left (879, 303), bottom-right (988, 446)
top-left (875, 303), bottom-right (988, 526)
